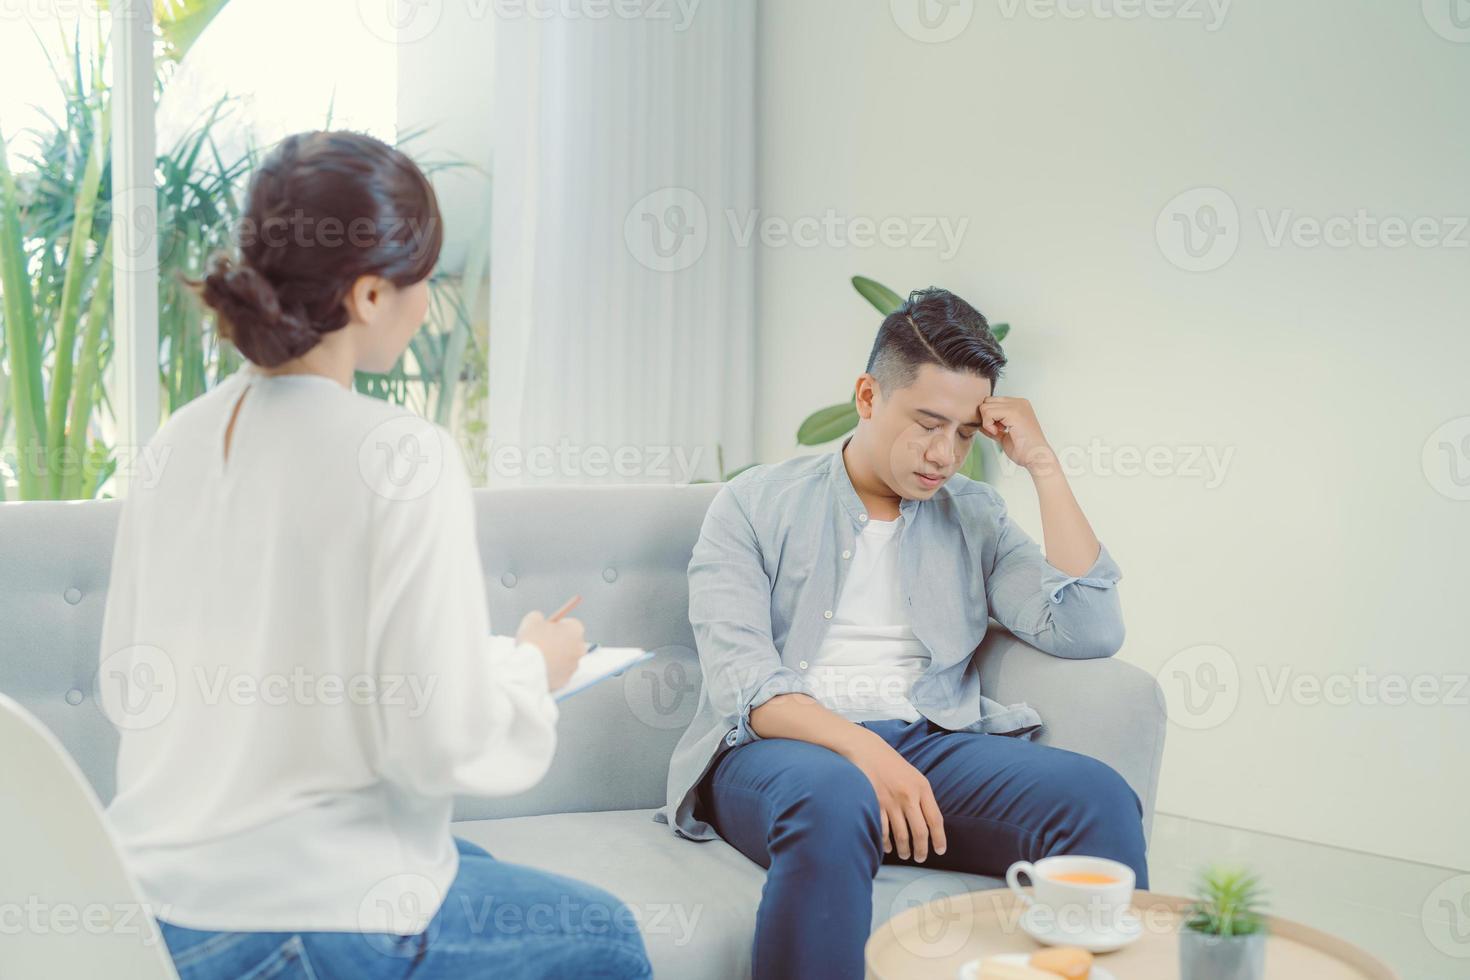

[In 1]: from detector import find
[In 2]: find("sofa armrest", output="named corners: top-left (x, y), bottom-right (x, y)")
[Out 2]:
top-left (976, 626), bottom-right (1167, 844)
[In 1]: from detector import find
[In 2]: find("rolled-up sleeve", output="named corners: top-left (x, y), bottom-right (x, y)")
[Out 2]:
top-left (688, 485), bottom-right (811, 748)
top-left (983, 494), bottom-right (1125, 660)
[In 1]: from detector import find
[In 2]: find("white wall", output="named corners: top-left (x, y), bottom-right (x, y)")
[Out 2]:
top-left (756, 0), bottom-right (1470, 870)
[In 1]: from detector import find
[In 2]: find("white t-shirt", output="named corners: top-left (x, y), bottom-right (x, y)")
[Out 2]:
top-left (804, 516), bottom-right (931, 723)
top-left (100, 365), bottom-right (558, 934)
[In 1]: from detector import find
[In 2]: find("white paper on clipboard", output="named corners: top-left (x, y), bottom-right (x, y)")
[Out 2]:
top-left (551, 647), bottom-right (653, 701)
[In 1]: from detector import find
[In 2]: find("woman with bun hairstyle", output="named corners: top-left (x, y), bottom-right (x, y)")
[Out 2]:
top-left (99, 131), bottom-right (652, 980)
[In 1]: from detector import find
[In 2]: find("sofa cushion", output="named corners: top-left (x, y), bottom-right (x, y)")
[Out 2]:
top-left (452, 809), bottom-right (1003, 980)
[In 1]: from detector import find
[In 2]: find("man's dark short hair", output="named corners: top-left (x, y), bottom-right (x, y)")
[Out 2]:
top-left (865, 287), bottom-right (1006, 393)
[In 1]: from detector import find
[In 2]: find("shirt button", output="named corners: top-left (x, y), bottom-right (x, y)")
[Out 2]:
top-left (798, 660), bottom-right (809, 670)
top-left (725, 731), bottom-right (738, 746)
top-left (823, 610), bottom-right (833, 620)
top-left (859, 514), bottom-right (868, 522)
top-left (842, 549), bottom-right (852, 560)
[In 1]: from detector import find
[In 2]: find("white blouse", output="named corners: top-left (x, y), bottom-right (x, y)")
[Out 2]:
top-left (99, 364), bottom-right (558, 934)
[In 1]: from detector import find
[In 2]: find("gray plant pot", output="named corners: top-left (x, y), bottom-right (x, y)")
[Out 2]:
top-left (1179, 925), bottom-right (1267, 980)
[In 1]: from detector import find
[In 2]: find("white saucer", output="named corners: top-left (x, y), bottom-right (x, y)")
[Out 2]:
top-left (959, 952), bottom-right (1117, 980)
top-left (1018, 903), bottom-right (1142, 953)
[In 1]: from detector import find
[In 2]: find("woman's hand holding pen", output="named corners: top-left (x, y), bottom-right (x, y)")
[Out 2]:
top-left (516, 595), bottom-right (588, 690)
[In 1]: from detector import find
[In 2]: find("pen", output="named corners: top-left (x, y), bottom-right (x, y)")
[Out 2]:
top-left (548, 595), bottom-right (582, 622)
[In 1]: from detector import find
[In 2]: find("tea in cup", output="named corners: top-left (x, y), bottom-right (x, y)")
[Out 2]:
top-left (1005, 855), bottom-right (1136, 940)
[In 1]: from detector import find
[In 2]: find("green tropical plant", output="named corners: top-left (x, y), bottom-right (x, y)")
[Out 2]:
top-left (0, 4), bottom-right (236, 499)
top-left (2, 6), bottom-right (489, 499)
top-left (794, 275), bottom-right (1010, 481)
top-left (1183, 865), bottom-right (1268, 937)
top-left (153, 0), bottom-right (235, 62)
top-left (0, 122), bottom-right (47, 500)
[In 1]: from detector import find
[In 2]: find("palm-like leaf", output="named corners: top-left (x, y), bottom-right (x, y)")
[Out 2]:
top-left (797, 400), bottom-right (860, 446)
top-left (154, 0), bottom-right (235, 62)
top-left (44, 115), bottom-right (108, 495)
top-left (0, 124), bottom-right (48, 499)
top-left (852, 274), bottom-right (905, 315)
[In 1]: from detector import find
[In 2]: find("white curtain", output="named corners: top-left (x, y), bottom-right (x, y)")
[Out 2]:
top-left (486, 1), bottom-right (756, 487)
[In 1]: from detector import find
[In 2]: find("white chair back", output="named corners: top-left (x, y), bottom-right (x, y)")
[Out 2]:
top-left (0, 691), bottom-right (179, 979)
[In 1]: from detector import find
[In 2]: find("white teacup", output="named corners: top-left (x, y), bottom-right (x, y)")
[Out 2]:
top-left (1005, 855), bottom-right (1136, 939)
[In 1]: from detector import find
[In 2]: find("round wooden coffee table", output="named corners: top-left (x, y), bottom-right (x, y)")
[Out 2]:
top-left (866, 888), bottom-right (1399, 979)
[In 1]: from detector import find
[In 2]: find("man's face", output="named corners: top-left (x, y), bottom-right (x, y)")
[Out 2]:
top-left (858, 363), bottom-right (992, 500)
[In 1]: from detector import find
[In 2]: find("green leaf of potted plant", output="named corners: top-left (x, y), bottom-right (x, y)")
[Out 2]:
top-left (1179, 864), bottom-right (1269, 980)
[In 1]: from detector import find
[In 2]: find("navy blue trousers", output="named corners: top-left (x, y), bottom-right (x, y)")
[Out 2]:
top-left (696, 718), bottom-right (1149, 980)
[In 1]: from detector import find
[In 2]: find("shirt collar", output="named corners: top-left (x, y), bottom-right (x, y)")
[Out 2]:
top-left (830, 437), bottom-right (920, 526)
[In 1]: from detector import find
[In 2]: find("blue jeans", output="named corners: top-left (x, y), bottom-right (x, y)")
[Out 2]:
top-left (697, 718), bottom-right (1149, 980)
top-left (157, 838), bottom-right (652, 980)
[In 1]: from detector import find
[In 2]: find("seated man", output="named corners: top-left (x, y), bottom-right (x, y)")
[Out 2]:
top-left (657, 287), bottom-right (1149, 979)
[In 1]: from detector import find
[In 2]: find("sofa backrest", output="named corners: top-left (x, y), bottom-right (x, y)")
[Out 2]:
top-left (0, 484), bottom-right (721, 820)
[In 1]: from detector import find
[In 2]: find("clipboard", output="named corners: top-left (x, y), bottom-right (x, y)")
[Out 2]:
top-left (551, 646), bottom-right (654, 701)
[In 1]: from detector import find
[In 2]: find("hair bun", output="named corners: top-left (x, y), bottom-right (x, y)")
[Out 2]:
top-left (200, 254), bottom-right (322, 368)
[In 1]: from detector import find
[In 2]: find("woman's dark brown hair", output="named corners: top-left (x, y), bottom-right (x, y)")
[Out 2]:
top-left (192, 130), bottom-right (444, 369)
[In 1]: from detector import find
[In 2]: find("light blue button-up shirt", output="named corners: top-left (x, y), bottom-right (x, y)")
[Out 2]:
top-left (658, 440), bottom-right (1125, 841)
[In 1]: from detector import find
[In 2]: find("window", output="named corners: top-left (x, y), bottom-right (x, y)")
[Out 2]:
top-left (0, 0), bottom-right (489, 500)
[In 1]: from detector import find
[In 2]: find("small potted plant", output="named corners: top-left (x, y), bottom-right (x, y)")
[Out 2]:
top-left (1179, 864), bottom-right (1269, 980)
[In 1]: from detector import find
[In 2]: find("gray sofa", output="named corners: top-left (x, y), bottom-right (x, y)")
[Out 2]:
top-left (0, 484), bottom-right (1166, 979)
